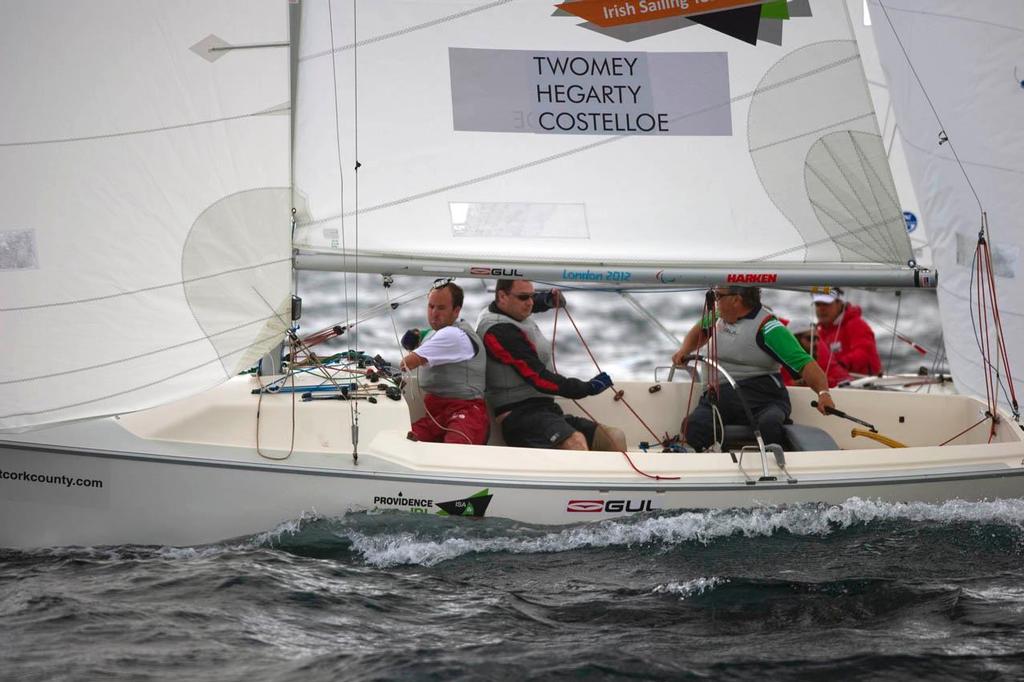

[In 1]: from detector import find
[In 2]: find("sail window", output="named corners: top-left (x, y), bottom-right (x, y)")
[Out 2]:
top-left (956, 233), bottom-right (1018, 278)
top-left (449, 202), bottom-right (589, 240)
top-left (0, 229), bottom-right (38, 270)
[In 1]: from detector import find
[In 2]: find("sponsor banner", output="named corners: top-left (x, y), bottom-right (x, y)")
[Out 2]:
top-left (557, 0), bottom-right (769, 29)
top-left (450, 48), bottom-right (730, 136)
top-left (727, 273), bottom-right (778, 283)
top-left (373, 489), bottom-right (493, 518)
top-left (436, 489), bottom-right (493, 518)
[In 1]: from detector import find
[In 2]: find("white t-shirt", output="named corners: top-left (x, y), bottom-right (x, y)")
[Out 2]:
top-left (414, 325), bottom-right (475, 366)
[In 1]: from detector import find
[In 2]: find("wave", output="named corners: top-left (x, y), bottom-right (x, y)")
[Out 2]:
top-left (6, 496), bottom-right (1022, 567)
top-left (258, 496), bottom-right (1024, 568)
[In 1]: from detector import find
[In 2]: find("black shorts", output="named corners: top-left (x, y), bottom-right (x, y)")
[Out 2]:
top-left (500, 401), bottom-right (597, 449)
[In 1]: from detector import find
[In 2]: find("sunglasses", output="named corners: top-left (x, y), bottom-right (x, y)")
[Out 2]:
top-left (713, 292), bottom-right (739, 301)
top-left (431, 277), bottom-right (453, 290)
top-left (509, 292), bottom-right (533, 301)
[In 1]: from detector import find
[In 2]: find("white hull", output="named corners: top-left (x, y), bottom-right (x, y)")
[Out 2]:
top-left (2, 376), bottom-right (1023, 549)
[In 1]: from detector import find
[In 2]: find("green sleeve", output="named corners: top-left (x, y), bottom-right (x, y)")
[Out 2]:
top-left (759, 317), bottom-right (813, 374)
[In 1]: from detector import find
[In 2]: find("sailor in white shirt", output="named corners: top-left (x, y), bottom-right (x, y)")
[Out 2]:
top-left (400, 282), bottom-right (489, 445)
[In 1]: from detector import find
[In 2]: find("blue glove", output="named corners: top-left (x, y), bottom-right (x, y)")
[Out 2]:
top-left (587, 371), bottom-right (613, 395)
top-left (401, 329), bottom-right (422, 351)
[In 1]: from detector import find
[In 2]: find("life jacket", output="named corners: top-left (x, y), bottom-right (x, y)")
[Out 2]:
top-left (713, 307), bottom-right (782, 381)
top-left (476, 309), bottom-right (553, 411)
top-left (418, 320), bottom-right (486, 400)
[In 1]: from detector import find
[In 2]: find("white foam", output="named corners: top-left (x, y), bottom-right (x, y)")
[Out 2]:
top-left (653, 576), bottom-right (727, 599)
top-left (250, 514), bottom-right (315, 547)
top-left (341, 497), bottom-right (1024, 567)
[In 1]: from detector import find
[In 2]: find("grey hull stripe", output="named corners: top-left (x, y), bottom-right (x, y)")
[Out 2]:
top-left (3, 440), bottom-right (1021, 494)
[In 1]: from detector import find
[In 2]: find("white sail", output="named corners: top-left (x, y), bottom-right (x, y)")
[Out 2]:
top-left (0, 1), bottom-right (292, 432)
top-left (849, 0), bottom-right (928, 266)
top-left (869, 0), bottom-right (1024, 406)
top-left (293, 0), bottom-right (915, 279)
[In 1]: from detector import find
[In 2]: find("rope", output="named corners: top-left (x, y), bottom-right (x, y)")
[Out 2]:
top-left (550, 295), bottom-right (678, 480)
top-left (980, 230), bottom-right (1020, 416)
top-left (255, 338), bottom-right (296, 461)
top-left (939, 413), bottom-right (992, 447)
top-left (679, 292), bottom-right (717, 446)
top-left (937, 218), bottom-right (1022, 446)
top-left (886, 291), bottom-right (903, 371)
top-left (326, 1), bottom-right (359, 460)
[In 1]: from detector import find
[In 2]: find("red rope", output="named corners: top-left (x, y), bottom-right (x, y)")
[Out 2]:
top-left (957, 219), bottom-right (1024, 445)
top-left (561, 306), bottom-right (663, 442)
top-left (939, 413), bottom-right (992, 447)
top-left (976, 245), bottom-right (995, 416)
top-left (981, 236), bottom-right (1019, 409)
top-left (550, 295), bottom-right (679, 480)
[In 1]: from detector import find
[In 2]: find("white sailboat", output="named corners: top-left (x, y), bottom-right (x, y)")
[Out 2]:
top-left (2, 0), bottom-right (1022, 549)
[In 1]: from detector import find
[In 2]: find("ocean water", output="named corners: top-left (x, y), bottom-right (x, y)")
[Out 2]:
top-left (5, 499), bottom-right (1024, 681)
top-left (2, 276), bottom-right (970, 680)
top-left (296, 273), bottom-right (948, 385)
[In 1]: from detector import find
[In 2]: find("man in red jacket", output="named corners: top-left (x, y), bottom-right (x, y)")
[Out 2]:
top-left (814, 287), bottom-right (882, 387)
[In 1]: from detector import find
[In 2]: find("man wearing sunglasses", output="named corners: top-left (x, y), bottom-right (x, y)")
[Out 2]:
top-left (400, 281), bottom-right (489, 445)
top-left (477, 279), bottom-right (625, 451)
top-left (671, 286), bottom-right (835, 452)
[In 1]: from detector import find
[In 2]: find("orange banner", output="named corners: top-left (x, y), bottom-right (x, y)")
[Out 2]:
top-left (557, 0), bottom-right (766, 28)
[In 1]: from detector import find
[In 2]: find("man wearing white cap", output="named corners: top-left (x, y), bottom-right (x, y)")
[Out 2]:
top-left (813, 287), bottom-right (881, 387)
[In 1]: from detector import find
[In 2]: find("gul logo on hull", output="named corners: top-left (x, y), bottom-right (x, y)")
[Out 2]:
top-left (567, 499), bottom-right (655, 513)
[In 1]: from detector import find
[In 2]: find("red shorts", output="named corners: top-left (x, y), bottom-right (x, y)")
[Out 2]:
top-left (411, 394), bottom-right (490, 445)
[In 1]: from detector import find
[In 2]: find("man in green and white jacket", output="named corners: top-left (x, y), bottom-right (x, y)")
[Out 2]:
top-left (672, 286), bottom-right (836, 452)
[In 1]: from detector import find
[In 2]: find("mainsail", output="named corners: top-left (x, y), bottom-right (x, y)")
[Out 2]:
top-left (293, 0), bottom-right (917, 285)
top-left (869, 0), bottom-right (1024, 406)
top-left (0, 1), bottom-right (293, 431)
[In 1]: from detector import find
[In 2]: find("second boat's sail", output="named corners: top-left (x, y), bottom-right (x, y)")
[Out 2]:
top-left (0, 0), bottom-right (293, 432)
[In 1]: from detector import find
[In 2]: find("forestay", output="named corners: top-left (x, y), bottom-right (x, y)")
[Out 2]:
top-left (869, 0), bottom-right (1024, 407)
top-left (293, 0), bottom-right (916, 284)
top-left (0, 0), bottom-right (292, 431)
